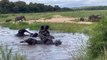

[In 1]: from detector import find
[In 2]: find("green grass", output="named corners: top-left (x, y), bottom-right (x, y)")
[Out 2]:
top-left (0, 10), bottom-right (105, 33)
top-left (1, 10), bottom-right (99, 33)
top-left (0, 10), bottom-right (107, 22)
top-left (0, 43), bottom-right (26, 60)
top-left (0, 22), bottom-right (93, 33)
top-left (85, 16), bottom-right (107, 60)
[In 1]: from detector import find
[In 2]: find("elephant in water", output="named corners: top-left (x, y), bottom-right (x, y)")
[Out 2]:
top-left (19, 25), bottom-right (62, 46)
top-left (38, 25), bottom-right (54, 44)
top-left (16, 29), bottom-right (32, 37)
top-left (20, 38), bottom-right (62, 46)
top-left (15, 16), bottom-right (26, 22)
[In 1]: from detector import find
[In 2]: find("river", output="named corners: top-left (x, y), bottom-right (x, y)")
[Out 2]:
top-left (0, 27), bottom-right (89, 60)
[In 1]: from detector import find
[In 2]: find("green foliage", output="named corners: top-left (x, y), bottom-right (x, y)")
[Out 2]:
top-left (0, 22), bottom-right (29, 29)
top-left (0, 10), bottom-right (106, 21)
top-left (87, 17), bottom-right (107, 59)
top-left (77, 6), bottom-right (107, 10)
top-left (0, 0), bottom-right (71, 13)
top-left (0, 22), bottom-right (92, 33)
top-left (1, 0), bottom-right (107, 13)
top-left (0, 43), bottom-right (26, 60)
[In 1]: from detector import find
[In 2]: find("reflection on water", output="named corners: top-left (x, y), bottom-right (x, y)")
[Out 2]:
top-left (0, 27), bottom-right (89, 60)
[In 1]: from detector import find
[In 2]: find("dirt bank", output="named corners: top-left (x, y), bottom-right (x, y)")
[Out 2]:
top-left (26, 15), bottom-right (92, 24)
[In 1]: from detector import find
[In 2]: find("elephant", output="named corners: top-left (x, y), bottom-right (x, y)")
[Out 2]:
top-left (16, 29), bottom-right (32, 37)
top-left (80, 17), bottom-right (84, 21)
top-left (88, 15), bottom-right (102, 22)
top-left (18, 25), bottom-right (60, 46)
top-left (15, 16), bottom-right (26, 22)
top-left (16, 28), bottom-right (38, 37)
top-left (30, 33), bottom-right (38, 37)
top-left (20, 38), bottom-right (62, 46)
top-left (20, 38), bottom-right (38, 45)
top-left (38, 25), bottom-right (54, 44)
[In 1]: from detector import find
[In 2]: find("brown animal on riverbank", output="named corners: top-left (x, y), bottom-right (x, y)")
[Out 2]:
top-left (88, 15), bottom-right (102, 22)
top-left (80, 17), bottom-right (84, 21)
top-left (15, 16), bottom-right (26, 22)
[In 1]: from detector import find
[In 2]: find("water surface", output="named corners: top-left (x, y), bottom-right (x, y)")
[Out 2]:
top-left (0, 27), bottom-right (89, 60)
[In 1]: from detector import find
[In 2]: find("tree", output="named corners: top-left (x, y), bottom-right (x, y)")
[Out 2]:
top-left (0, 0), bottom-right (71, 13)
top-left (54, 5), bottom-right (61, 11)
top-left (0, 0), bottom-right (9, 3)
top-left (0, 0), bottom-right (10, 13)
top-left (13, 1), bottom-right (27, 13)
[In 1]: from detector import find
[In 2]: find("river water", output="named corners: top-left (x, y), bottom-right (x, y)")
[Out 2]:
top-left (0, 27), bottom-right (89, 60)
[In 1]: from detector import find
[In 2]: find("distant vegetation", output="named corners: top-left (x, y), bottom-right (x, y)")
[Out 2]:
top-left (0, 10), bottom-right (106, 22)
top-left (1, 0), bottom-right (107, 13)
top-left (0, 0), bottom-right (71, 13)
top-left (76, 6), bottom-right (107, 10)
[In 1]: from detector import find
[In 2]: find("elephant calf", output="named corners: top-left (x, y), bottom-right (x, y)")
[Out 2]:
top-left (16, 29), bottom-right (31, 37)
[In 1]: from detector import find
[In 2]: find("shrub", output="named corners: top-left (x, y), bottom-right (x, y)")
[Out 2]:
top-left (87, 17), bottom-right (107, 59)
top-left (0, 43), bottom-right (26, 60)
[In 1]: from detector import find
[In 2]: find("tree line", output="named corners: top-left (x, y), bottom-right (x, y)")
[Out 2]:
top-left (0, 0), bottom-right (107, 13)
top-left (74, 6), bottom-right (107, 11)
top-left (0, 0), bottom-right (71, 13)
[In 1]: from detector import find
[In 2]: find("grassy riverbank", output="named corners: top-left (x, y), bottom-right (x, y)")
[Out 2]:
top-left (0, 22), bottom-right (93, 33)
top-left (0, 10), bottom-right (107, 22)
top-left (87, 16), bottom-right (107, 60)
top-left (0, 10), bottom-right (105, 33)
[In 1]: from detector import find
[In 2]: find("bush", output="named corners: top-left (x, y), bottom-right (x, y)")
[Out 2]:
top-left (0, 43), bottom-right (26, 60)
top-left (87, 17), bottom-right (107, 59)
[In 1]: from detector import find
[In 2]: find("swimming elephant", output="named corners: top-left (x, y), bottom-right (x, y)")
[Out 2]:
top-left (16, 29), bottom-right (32, 37)
top-left (20, 38), bottom-right (38, 45)
top-left (39, 25), bottom-right (50, 38)
top-left (16, 28), bottom-right (38, 37)
top-left (38, 25), bottom-right (54, 43)
top-left (15, 16), bottom-right (26, 22)
top-left (20, 38), bottom-right (62, 46)
top-left (88, 15), bottom-right (102, 22)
